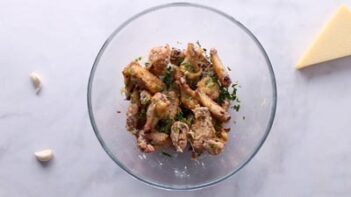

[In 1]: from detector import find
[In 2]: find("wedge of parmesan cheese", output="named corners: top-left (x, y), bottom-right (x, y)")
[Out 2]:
top-left (296, 5), bottom-right (351, 69)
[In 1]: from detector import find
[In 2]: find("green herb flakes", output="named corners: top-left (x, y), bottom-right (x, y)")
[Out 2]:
top-left (162, 66), bottom-right (173, 89)
top-left (161, 151), bottom-right (172, 157)
top-left (135, 56), bottom-right (142, 61)
top-left (196, 40), bottom-right (201, 48)
top-left (158, 119), bottom-right (173, 134)
top-left (216, 83), bottom-right (240, 112)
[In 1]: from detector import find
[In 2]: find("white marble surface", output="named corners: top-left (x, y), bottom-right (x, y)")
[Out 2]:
top-left (1, 0), bottom-right (351, 196)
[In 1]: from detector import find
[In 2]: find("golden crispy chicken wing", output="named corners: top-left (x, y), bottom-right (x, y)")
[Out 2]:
top-left (180, 43), bottom-right (202, 80)
top-left (144, 93), bottom-right (171, 132)
top-left (196, 90), bottom-right (230, 122)
top-left (123, 62), bottom-right (165, 94)
top-left (147, 45), bottom-right (171, 76)
top-left (137, 130), bottom-right (155, 153)
top-left (188, 107), bottom-right (224, 155)
top-left (210, 49), bottom-right (232, 87)
top-left (176, 77), bottom-right (199, 110)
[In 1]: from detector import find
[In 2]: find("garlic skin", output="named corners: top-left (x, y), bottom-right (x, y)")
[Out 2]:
top-left (30, 72), bottom-right (42, 94)
top-left (34, 149), bottom-right (53, 162)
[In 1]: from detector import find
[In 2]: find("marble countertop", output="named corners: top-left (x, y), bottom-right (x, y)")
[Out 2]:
top-left (1, 0), bottom-right (351, 196)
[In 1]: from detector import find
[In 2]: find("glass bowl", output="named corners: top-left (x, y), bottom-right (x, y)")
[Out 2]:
top-left (88, 2), bottom-right (277, 190)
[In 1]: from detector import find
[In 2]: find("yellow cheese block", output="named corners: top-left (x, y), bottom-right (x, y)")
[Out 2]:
top-left (296, 5), bottom-right (351, 69)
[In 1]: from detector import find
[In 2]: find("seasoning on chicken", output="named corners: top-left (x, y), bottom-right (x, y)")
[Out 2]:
top-left (173, 66), bottom-right (183, 81)
top-left (165, 91), bottom-right (180, 119)
top-left (204, 139), bottom-right (224, 155)
top-left (147, 131), bottom-right (171, 148)
top-left (137, 130), bottom-right (155, 153)
top-left (144, 93), bottom-right (171, 132)
top-left (180, 43), bottom-right (202, 80)
top-left (170, 121), bottom-right (189, 152)
top-left (140, 90), bottom-right (152, 105)
top-left (126, 89), bottom-right (140, 132)
top-left (176, 77), bottom-right (199, 110)
top-left (147, 45), bottom-right (171, 76)
top-left (197, 76), bottom-right (220, 100)
top-left (170, 48), bottom-right (185, 66)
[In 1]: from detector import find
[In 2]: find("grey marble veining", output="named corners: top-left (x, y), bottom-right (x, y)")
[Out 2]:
top-left (1, 0), bottom-right (351, 196)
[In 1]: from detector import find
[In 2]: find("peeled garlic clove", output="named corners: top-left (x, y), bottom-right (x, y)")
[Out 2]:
top-left (30, 72), bottom-right (42, 94)
top-left (34, 149), bottom-right (53, 162)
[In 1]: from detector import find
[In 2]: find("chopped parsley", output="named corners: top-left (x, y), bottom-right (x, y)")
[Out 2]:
top-left (175, 106), bottom-right (193, 125)
top-left (139, 108), bottom-right (146, 119)
top-left (175, 110), bottom-right (187, 123)
top-left (196, 40), bottom-right (202, 48)
top-left (158, 118), bottom-right (173, 134)
top-left (137, 107), bottom-right (147, 129)
top-left (162, 66), bottom-right (173, 89)
top-left (232, 104), bottom-right (240, 112)
top-left (161, 151), bottom-right (172, 157)
top-left (131, 129), bottom-right (138, 135)
top-left (216, 83), bottom-right (240, 112)
top-left (135, 56), bottom-right (142, 61)
top-left (181, 62), bottom-right (196, 72)
top-left (213, 121), bottom-right (222, 131)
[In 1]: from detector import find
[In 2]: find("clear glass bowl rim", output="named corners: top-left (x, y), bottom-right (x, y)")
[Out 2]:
top-left (87, 2), bottom-right (277, 191)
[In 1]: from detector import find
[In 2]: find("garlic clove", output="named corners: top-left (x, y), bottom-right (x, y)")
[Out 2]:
top-left (30, 72), bottom-right (42, 94)
top-left (34, 149), bottom-right (53, 162)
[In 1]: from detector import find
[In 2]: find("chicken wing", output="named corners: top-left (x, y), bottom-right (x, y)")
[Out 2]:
top-left (210, 49), bottom-right (232, 87)
top-left (189, 107), bottom-right (224, 155)
top-left (180, 43), bottom-right (202, 80)
top-left (189, 107), bottom-right (215, 153)
top-left (123, 62), bottom-right (165, 94)
top-left (176, 77), bottom-right (199, 110)
top-left (144, 93), bottom-right (171, 132)
top-left (196, 90), bottom-right (230, 122)
top-left (147, 45), bottom-right (171, 76)
top-left (137, 130), bottom-right (155, 153)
